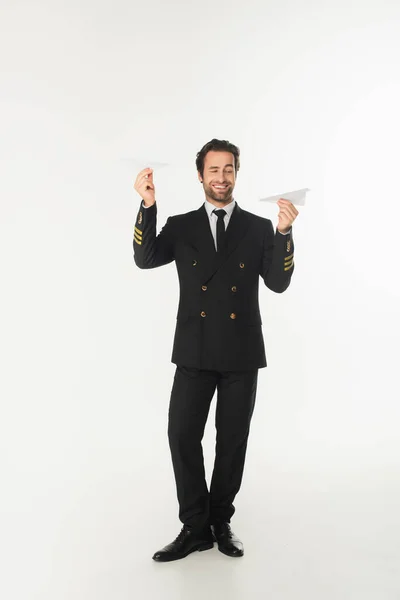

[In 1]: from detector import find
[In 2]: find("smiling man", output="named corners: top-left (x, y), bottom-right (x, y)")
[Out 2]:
top-left (133, 138), bottom-right (299, 561)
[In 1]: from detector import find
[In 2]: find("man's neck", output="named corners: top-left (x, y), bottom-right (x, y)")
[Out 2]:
top-left (205, 196), bottom-right (234, 208)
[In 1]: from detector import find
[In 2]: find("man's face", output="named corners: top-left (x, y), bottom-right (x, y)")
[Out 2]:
top-left (198, 150), bottom-right (236, 206)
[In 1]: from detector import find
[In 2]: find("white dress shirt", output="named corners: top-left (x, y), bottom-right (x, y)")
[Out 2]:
top-left (141, 199), bottom-right (291, 249)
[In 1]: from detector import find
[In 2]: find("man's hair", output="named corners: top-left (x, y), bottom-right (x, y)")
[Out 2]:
top-left (195, 138), bottom-right (240, 178)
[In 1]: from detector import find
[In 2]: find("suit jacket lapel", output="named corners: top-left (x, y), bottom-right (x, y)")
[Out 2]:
top-left (192, 203), bottom-right (217, 262)
top-left (222, 202), bottom-right (249, 259)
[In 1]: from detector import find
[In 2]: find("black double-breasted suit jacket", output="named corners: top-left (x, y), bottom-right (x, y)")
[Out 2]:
top-left (133, 200), bottom-right (295, 371)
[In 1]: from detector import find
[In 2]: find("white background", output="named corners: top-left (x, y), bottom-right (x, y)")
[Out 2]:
top-left (1, 0), bottom-right (400, 598)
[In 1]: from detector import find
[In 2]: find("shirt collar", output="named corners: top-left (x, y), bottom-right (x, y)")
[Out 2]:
top-left (204, 198), bottom-right (236, 218)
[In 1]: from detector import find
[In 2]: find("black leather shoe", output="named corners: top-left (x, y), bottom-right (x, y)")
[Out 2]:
top-left (211, 522), bottom-right (244, 557)
top-left (152, 525), bottom-right (214, 562)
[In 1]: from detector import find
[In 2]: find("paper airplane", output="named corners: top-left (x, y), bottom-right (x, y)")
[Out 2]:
top-left (260, 188), bottom-right (309, 206)
top-left (119, 157), bottom-right (170, 170)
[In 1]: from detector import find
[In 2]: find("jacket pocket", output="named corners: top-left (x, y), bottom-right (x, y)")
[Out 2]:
top-left (237, 312), bottom-right (262, 326)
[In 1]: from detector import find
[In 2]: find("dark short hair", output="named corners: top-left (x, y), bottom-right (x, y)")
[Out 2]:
top-left (195, 138), bottom-right (240, 178)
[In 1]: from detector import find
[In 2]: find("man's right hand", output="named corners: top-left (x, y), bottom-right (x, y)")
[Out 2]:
top-left (134, 168), bottom-right (156, 207)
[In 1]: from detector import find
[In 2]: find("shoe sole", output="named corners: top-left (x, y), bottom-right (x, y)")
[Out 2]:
top-left (152, 541), bottom-right (214, 562)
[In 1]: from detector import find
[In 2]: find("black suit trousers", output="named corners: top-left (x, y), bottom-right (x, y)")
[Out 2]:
top-left (167, 364), bottom-right (258, 531)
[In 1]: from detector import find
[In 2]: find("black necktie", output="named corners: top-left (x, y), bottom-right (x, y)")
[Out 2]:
top-left (213, 209), bottom-right (227, 252)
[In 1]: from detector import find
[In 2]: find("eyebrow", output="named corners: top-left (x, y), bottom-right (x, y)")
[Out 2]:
top-left (208, 164), bottom-right (234, 169)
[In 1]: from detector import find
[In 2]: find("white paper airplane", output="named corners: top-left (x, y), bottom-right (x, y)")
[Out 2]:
top-left (119, 157), bottom-right (170, 170)
top-left (260, 188), bottom-right (310, 206)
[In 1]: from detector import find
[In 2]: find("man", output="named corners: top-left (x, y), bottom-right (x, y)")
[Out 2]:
top-left (133, 139), bottom-right (298, 561)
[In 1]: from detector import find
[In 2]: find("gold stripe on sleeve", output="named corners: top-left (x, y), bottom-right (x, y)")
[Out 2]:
top-left (284, 260), bottom-right (294, 271)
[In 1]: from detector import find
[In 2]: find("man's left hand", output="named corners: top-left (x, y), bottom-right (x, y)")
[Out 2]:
top-left (277, 199), bottom-right (299, 234)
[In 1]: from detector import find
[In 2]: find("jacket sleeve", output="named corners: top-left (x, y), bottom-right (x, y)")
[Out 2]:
top-left (259, 219), bottom-right (295, 293)
top-left (133, 201), bottom-right (175, 269)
